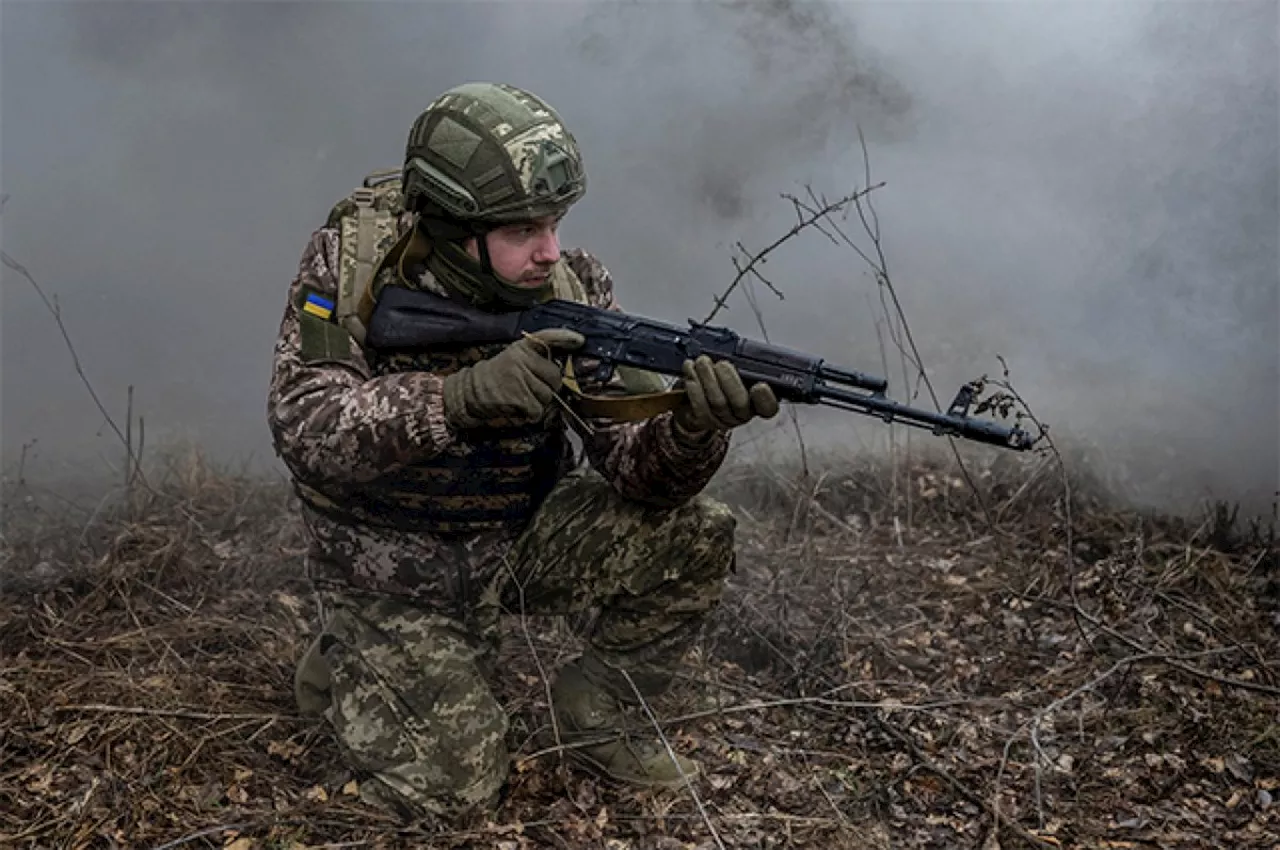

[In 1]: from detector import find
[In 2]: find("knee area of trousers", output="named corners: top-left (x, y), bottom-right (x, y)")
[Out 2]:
top-left (652, 495), bottom-right (736, 582)
top-left (674, 495), bottom-right (736, 544)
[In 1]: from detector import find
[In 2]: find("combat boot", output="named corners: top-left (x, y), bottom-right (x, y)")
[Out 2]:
top-left (294, 634), bottom-right (332, 717)
top-left (549, 659), bottom-right (699, 789)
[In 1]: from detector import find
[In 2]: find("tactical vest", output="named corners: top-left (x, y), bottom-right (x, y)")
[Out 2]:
top-left (363, 341), bottom-right (575, 534)
top-left (304, 169), bottom-right (588, 535)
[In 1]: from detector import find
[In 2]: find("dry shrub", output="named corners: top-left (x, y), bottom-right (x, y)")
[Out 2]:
top-left (698, 446), bottom-right (1277, 849)
top-left (1, 446), bottom-right (326, 848)
top-left (1, 445), bottom-right (1276, 849)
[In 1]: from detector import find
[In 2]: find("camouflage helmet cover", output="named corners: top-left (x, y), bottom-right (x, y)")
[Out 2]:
top-left (403, 82), bottom-right (587, 226)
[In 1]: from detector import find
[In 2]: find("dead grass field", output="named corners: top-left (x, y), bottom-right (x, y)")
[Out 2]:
top-left (2, 446), bottom-right (1277, 849)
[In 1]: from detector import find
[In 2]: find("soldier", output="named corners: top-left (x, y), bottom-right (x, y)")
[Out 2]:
top-left (268, 81), bottom-right (780, 822)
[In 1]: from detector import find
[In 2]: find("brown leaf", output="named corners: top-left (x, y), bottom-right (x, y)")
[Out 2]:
top-left (23, 764), bottom-right (54, 795)
top-left (1225, 754), bottom-right (1253, 782)
top-left (64, 722), bottom-right (93, 745)
top-left (272, 591), bottom-right (304, 614)
top-left (267, 739), bottom-right (304, 762)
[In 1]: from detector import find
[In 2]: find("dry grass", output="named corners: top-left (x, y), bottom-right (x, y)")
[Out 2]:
top-left (2, 444), bottom-right (1277, 849)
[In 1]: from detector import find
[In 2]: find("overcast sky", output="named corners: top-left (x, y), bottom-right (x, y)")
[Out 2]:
top-left (2, 1), bottom-right (1276, 515)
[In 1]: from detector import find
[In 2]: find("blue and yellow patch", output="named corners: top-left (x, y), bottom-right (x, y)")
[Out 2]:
top-left (302, 292), bottom-right (335, 320)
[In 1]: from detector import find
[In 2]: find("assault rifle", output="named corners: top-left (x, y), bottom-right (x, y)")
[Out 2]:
top-left (365, 286), bottom-right (1034, 451)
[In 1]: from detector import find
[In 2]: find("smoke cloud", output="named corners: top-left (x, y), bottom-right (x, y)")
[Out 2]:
top-left (2, 1), bottom-right (1275, 516)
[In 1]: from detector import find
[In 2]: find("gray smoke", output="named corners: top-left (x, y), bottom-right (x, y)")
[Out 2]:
top-left (2, 1), bottom-right (1275, 516)
top-left (574, 0), bottom-right (912, 220)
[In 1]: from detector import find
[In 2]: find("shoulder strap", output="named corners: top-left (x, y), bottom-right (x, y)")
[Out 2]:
top-left (333, 169), bottom-right (404, 345)
top-left (548, 259), bottom-right (589, 303)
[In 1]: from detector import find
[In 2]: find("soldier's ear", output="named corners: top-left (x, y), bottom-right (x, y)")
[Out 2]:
top-left (462, 235), bottom-right (481, 261)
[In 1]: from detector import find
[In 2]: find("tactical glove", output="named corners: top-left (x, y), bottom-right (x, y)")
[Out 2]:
top-left (673, 355), bottom-right (780, 436)
top-left (442, 329), bottom-right (585, 429)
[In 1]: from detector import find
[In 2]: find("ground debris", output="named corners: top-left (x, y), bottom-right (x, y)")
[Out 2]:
top-left (2, 451), bottom-right (1276, 848)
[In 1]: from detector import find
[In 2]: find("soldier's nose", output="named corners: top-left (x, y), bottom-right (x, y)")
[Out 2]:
top-left (533, 230), bottom-right (560, 263)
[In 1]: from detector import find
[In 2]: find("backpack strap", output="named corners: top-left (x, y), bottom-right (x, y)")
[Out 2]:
top-left (333, 170), bottom-right (404, 346)
top-left (548, 260), bottom-right (588, 303)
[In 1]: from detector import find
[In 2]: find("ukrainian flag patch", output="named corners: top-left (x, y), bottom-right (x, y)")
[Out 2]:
top-left (302, 292), bottom-right (335, 320)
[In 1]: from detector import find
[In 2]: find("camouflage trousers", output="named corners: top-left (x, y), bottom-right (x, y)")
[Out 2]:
top-left (294, 468), bottom-right (735, 821)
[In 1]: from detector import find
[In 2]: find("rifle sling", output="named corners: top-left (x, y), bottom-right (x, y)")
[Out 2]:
top-left (565, 385), bottom-right (687, 420)
top-left (561, 360), bottom-right (687, 421)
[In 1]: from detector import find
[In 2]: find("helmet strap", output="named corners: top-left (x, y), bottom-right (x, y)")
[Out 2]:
top-left (416, 217), bottom-right (548, 310)
top-left (474, 229), bottom-right (497, 278)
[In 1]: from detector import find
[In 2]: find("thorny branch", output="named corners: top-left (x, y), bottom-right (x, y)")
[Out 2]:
top-left (692, 136), bottom-right (1275, 849)
top-left (0, 239), bottom-right (216, 538)
top-left (620, 669), bottom-right (727, 850)
top-left (702, 181), bottom-right (884, 326)
top-left (742, 276), bottom-right (812, 485)
top-left (0, 249), bottom-right (145, 489)
top-left (789, 132), bottom-right (1033, 539)
top-left (501, 554), bottom-right (568, 784)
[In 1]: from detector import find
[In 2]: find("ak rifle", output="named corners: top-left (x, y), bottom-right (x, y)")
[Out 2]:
top-left (365, 286), bottom-right (1034, 451)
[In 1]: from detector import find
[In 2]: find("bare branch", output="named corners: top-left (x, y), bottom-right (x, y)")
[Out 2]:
top-left (1, 250), bottom-right (138, 476)
top-left (619, 669), bottom-right (727, 850)
top-left (703, 182), bottom-right (884, 325)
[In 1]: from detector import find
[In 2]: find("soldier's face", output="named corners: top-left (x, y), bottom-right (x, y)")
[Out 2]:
top-left (466, 214), bottom-right (563, 287)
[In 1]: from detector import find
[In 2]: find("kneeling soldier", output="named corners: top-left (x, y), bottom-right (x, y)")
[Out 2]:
top-left (268, 81), bottom-right (779, 821)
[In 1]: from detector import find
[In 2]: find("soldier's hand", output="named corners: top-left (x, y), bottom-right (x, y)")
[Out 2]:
top-left (673, 355), bottom-right (780, 436)
top-left (442, 328), bottom-right (584, 429)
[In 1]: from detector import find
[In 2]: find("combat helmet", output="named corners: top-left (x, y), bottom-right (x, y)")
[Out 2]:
top-left (403, 82), bottom-right (587, 309)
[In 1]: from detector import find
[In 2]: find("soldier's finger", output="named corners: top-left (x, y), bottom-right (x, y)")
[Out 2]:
top-left (682, 360), bottom-right (711, 426)
top-left (527, 355), bottom-right (565, 389)
top-left (749, 383), bottom-right (780, 419)
top-left (713, 360), bottom-right (752, 423)
top-left (527, 374), bottom-right (557, 406)
top-left (693, 356), bottom-right (730, 421)
top-left (528, 328), bottom-right (586, 352)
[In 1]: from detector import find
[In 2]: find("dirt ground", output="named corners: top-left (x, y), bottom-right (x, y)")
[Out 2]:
top-left (2, 447), bottom-right (1277, 849)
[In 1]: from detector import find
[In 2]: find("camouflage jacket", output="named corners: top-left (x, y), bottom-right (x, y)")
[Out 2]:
top-left (267, 215), bottom-right (731, 600)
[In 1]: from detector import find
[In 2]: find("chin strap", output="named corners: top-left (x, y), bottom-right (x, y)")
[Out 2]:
top-left (415, 215), bottom-right (551, 310)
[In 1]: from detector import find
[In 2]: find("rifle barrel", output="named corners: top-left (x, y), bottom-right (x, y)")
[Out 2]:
top-left (818, 364), bottom-right (888, 394)
top-left (815, 384), bottom-right (1032, 450)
